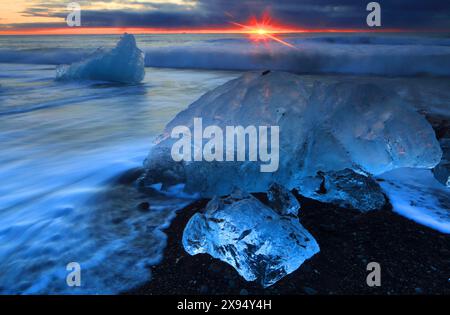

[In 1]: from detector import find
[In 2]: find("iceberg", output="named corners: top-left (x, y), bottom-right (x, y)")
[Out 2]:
top-left (142, 71), bottom-right (442, 203)
top-left (182, 186), bottom-right (319, 287)
top-left (56, 33), bottom-right (145, 84)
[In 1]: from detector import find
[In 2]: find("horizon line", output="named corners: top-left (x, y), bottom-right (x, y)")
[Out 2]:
top-left (0, 26), bottom-right (428, 36)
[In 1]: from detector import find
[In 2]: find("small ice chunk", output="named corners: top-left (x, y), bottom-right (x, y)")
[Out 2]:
top-left (267, 182), bottom-right (300, 216)
top-left (182, 187), bottom-right (319, 288)
top-left (56, 33), bottom-right (145, 84)
top-left (298, 169), bottom-right (386, 211)
top-left (433, 138), bottom-right (450, 187)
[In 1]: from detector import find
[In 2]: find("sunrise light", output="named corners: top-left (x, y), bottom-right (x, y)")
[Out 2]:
top-left (230, 14), bottom-right (297, 48)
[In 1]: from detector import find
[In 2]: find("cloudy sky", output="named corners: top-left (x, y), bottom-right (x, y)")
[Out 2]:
top-left (0, 0), bottom-right (449, 33)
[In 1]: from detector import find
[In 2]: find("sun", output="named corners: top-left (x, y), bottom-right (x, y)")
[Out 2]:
top-left (256, 28), bottom-right (268, 35)
top-left (230, 14), bottom-right (296, 48)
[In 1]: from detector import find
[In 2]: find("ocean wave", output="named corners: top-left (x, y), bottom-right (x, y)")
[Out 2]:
top-left (1, 35), bottom-right (450, 76)
top-left (295, 35), bottom-right (450, 46)
top-left (142, 43), bottom-right (450, 76)
top-left (0, 48), bottom-right (92, 65)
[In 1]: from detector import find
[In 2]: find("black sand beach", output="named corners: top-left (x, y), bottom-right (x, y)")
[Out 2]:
top-left (127, 192), bottom-right (450, 295)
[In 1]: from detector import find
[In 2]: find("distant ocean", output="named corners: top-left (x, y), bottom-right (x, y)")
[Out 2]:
top-left (0, 33), bottom-right (449, 294)
top-left (1, 33), bottom-right (450, 75)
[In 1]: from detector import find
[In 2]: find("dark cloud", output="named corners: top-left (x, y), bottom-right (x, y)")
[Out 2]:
top-left (6, 0), bottom-right (450, 30)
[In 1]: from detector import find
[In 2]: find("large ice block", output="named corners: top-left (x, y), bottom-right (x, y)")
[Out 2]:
top-left (143, 71), bottom-right (442, 202)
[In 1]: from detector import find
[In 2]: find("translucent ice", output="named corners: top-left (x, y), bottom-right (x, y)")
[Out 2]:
top-left (267, 182), bottom-right (300, 216)
top-left (433, 138), bottom-right (450, 187)
top-left (182, 186), bottom-right (319, 287)
top-left (298, 169), bottom-right (386, 211)
top-left (143, 71), bottom-right (442, 200)
top-left (56, 33), bottom-right (145, 84)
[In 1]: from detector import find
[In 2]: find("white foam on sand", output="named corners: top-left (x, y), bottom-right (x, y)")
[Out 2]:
top-left (377, 168), bottom-right (450, 234)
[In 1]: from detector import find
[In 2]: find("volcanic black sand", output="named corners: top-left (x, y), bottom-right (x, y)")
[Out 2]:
top-left (126, 191), bottom-right (450, 295)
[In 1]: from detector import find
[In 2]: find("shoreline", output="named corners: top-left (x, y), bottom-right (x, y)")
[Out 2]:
top-left (126, 192), bottom-right (450, 295)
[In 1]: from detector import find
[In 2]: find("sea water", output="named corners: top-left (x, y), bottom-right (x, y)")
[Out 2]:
top-left (0, 59), bottom-right (239, 293)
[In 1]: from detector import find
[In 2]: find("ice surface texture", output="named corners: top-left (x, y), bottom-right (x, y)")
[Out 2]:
top-left (266, 182), bottom-right (300, 216)
top-left (56, 33), bottom-right (145, 84)
top-left (143, 71), bottom-right (442, 200)
top-left (182, 186), bottom-right (319, 287)
top-left (299, 169), bottom-right (386, 211)
top-left (433, 138), bottom-right (450, 187)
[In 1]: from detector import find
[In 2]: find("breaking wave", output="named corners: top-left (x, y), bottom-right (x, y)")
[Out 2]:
top-left (0, 34), bottom-right (450, 76)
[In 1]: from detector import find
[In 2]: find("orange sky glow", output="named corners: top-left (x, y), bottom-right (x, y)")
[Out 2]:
top-left (0, 26), bottom-right (406, 36)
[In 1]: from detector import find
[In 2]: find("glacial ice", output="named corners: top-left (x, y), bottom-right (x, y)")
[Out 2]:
top-left (56, 33), bottom-right (145, 84)
top-left (143, 71), bottom-right (442, 204)
top-left (267, 182), bottom-right (300, 216)
top-left (433, 137), bottom-right (450, 187)
top-left (297, 169), bottom-right (386, 211)
top-left (182, 186), bottom-right (320, 287)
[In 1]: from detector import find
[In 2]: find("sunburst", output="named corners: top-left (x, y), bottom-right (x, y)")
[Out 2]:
top-left (230, 14), bottom-right (296, 48)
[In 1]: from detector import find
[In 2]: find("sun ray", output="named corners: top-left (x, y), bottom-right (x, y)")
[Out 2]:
top-left (230, 17), bottom-right (296, 49)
